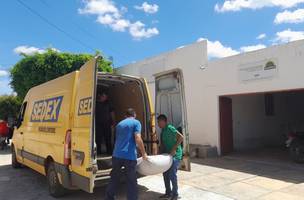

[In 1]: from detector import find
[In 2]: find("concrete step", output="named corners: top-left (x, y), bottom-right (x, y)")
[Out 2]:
top-left (190, 144), bottom-right (218, 158)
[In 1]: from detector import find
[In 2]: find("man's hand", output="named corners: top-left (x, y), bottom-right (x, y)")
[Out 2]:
top-left (170, 149), bottom-right (176, 157)
top-left (135, 133), bottom-right (148, 161)
top-left (142, 153), bottom-right (148, 161)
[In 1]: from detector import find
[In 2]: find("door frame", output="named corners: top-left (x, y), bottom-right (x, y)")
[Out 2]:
top-left (219, 96), bottom-right (233, 155)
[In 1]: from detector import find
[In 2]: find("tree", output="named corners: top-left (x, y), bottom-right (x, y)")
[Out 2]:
top-left (0, 95), bottom-right (21, 120)
top-left (10, 49), bottom-right (113, 100)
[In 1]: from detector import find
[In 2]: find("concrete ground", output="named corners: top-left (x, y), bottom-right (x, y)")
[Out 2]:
top-left (1, 147), bottom-right (304, 200)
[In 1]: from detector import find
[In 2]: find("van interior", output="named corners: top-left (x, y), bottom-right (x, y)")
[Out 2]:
top-left (220, 90), bottom-right (304, 163)
top-left (95, 74), bottom-right (151, 171)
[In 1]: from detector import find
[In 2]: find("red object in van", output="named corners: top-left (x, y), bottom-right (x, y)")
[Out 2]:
top-left (0, 121), bottom-right (9, 137)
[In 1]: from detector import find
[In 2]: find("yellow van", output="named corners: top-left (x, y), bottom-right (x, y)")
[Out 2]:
top-left (11, 57), bottom-right (190, 197)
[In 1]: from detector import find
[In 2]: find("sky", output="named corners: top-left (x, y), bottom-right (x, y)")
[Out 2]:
top-left (1, 0), bottom-right (304, 95)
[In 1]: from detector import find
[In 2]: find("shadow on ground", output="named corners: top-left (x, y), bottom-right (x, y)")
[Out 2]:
top-left (0, 145), bottom-right (162, 199)
top-left (0, 145), bottom-right (11, 155)
top-left (0, 162), bottom-right (162, 200)
top-left (192, 148), bottom-right (304, 184)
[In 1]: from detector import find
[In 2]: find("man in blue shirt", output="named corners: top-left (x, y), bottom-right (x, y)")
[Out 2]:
top-left (106, 108), bottom-right (147, 200)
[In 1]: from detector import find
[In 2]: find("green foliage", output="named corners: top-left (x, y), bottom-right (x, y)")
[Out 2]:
top-left (10, 49), bottom-right (113, 100)
top-left (0, 95), bottom-right (21, 120)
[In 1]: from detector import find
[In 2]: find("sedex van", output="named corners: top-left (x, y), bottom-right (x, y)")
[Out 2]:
top-left (11, 57), bottom-right (190, 197)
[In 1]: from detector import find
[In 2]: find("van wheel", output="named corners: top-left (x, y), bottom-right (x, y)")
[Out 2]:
top-left (47, 162), bottom-right (66, 198)
top-left (11, 145), bottom-right (21, 168)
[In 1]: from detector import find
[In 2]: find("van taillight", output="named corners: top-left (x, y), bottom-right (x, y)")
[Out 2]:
top-left (64, 129), bottom-right (71, 165)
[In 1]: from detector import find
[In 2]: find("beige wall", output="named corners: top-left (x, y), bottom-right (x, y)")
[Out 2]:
top-left (117, 39), bottom-right (304, 154)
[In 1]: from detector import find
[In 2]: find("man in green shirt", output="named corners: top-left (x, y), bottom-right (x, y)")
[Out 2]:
top-left (157, 114), bottom-right (184, 200)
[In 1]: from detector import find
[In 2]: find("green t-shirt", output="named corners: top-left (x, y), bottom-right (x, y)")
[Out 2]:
top-left (161, 124), bottom-right (183, 160)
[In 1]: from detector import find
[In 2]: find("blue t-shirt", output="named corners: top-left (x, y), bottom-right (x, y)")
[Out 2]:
top-left (113, 117), bottom-right (142, 161)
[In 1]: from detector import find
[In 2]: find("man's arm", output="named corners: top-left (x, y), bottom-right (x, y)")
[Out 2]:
top-left (170, 131), bottom-right (184, 156)
top-left (135, 134), bottom-right (148, 160)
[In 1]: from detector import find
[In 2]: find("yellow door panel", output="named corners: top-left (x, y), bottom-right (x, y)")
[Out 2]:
top-left (13, 128), bottom-right (24, 163)
top-left (71, 57), bottom-right (98, 193)
top-left (12, 101), bottom-right (28, 164)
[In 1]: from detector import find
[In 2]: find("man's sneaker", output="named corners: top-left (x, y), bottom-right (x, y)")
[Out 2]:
top-left (159, 194), bottom-right (171, 199)
top-left (170, 196), bottom-right (180, 200)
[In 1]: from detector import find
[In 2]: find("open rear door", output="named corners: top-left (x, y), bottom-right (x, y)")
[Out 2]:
top-left (140, 77), bottom-right (158, 155)
top-left (155, 70), bottom-right (191, 171)
top-left (71, 57), bottom-right (98, 193)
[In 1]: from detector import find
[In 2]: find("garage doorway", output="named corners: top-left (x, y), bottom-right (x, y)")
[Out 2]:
top-left (219, 97), bottom-right (233, 155)
top-left (219, 89), bottom-right (304, 162)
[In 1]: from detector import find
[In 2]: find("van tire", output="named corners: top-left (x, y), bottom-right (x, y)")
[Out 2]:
top-left (11, 145), bottom-right (21, 168)
top-left (47, 162), bottom-right (66, 198)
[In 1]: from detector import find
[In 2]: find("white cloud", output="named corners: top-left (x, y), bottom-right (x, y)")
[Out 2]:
top-left (197, 38), bottom-right (239, 58)
top-left (82, 0), bottom-right (124, 31)
top-left (97, 14), bottom-right (115, 25)
top-left (275, 9), bottom-right (304, 24)
top-left (79, 0), bottom-right (159, 40)
top-left (274, 29), bottom-right (304, 43)
top-left (13, 46), bottom-right (60, 56)
top-left (0, 70), bottom-right (9, 77)
top-left (240, 44), bottom-right (266, 52)
top-left (257, 33), bottom-right (267, 39)
top-left (96, 11), bottom-right (130, 32)
top-left (0, 79), bottom-right (13, 95)
top-left (111, 19), bottom-right (130, 32)
top-left (197, 38), bottom-right (269, 58)
top-left (215, 0), bottom-right (304, 12)
top-left (134, 2), bottom-right (159, 14)
top-left (14, 46), bottom-right (45, 55)
top-left (129, 21), bottom-right (159, 39)
top-left (78, 0), bottom-right (120, 16)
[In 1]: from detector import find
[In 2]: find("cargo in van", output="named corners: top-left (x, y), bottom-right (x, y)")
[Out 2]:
top-left (94, 74), bottom-right (158, 177)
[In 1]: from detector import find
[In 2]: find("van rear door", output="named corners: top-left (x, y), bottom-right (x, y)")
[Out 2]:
top-left (139, 77), bottom-right (158, 155)
top-left (155, 70), bottom-right (191, 171)
top-left (71, 57), bottom-right (98, 193)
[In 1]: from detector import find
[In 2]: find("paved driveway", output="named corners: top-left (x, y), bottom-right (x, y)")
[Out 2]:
top-left (1, 147), bottom-right (304, 200)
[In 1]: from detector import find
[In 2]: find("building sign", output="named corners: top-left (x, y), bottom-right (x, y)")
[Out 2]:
top-left (239, 59), bottom-right (278, 82)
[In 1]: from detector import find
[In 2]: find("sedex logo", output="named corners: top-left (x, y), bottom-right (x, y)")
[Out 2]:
top-left (30, 96), bottom-right (63, 122)
top-left (78, 97), bottom-right (92, 116)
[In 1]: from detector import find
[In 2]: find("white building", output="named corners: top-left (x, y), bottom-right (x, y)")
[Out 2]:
top-left (117, 40), bottom-right (304, 157)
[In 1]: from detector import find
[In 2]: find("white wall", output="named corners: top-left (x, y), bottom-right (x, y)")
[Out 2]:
top-left (117, 40), bottom-right (304, 154)
top-left (117, 41), bottom-right (209, 146)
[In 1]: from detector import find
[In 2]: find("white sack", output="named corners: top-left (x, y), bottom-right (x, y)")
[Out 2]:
top-left (137, 154), bottom-right (173, 176)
